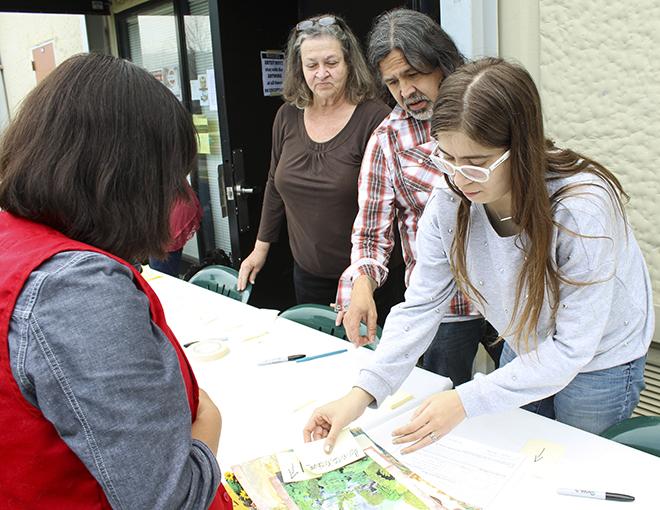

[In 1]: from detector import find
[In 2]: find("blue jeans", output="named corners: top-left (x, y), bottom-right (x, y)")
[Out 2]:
top-left (422, 319), bottom-right (502, 387)
top-left (500, 342), bottom-right (646, 434)
top-left (149, 249), bottom-right (183, 277)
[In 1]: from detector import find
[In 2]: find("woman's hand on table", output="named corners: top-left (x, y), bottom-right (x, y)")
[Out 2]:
top-left (391, 390), bottom-right (466, 454)
top-left (303, 387), bottom-right (374, 453)
top-left (237, 241), bottom-right (270, 290)
top-left (342, 275), bottom-right (378, 347)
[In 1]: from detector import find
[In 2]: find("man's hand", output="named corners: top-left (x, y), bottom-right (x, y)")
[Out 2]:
top-left (342, 275), bottom-right (378, 347)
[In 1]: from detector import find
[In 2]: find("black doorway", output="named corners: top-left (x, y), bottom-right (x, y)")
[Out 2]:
top-left (226, 1), bottom-right (439, 310)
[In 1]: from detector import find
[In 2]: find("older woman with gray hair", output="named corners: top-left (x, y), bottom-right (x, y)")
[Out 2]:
top-left (238, 14), bottom-right (394, 307)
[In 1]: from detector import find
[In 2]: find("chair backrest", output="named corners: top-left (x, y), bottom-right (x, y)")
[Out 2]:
top-left (188, 264), bottom-right (251, 303)
top-left (600, 416), bottom-right (660, 457)
top-left (279, 304), bottom-right (381, 350)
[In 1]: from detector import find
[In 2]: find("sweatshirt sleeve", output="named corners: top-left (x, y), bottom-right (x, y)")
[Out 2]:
top-left (355, 189), bottom-right (456, 406)
top-left (456, 190), bottom-right (622, 417)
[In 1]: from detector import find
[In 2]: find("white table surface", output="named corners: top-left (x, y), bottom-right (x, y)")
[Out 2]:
top-left (146, 269), bottom-right (658, 509)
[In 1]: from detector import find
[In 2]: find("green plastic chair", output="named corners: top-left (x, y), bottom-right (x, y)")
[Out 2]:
top-left (188, 265), bottom-right (251, 304)
top-left (279, 304), bottom-right (381, 350)
top-left (600, 416), bottom-right (660, 457)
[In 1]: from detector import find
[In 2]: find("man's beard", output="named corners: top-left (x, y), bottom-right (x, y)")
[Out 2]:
top-left (404, 93), bottom-right (433, 120)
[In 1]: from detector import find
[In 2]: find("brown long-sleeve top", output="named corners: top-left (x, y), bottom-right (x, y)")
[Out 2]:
top-left (257, 99), bottom-right (391, 279)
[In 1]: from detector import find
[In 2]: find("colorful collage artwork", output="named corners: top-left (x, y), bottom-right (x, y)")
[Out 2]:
top-left (283, 456), bottom-right (426, 509)
top-left (229, 429), bottom-right (476, 510)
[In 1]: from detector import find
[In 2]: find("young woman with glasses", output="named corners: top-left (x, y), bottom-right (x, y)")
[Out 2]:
top-left (304, 57), bottom-right (652, 455)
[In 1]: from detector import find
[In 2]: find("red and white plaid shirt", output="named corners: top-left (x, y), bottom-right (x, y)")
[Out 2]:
top-left (335, 105), bottom-right (477, 319)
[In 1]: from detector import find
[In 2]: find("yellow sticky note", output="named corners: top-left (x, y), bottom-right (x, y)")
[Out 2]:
top-left (291, 399), bottom-right (316, 413)
top-left (192, 114), bottom-right (208, 128)
top-left (386, 390), bottom-right (414, 410)
top-left (142, 265), bottom-right (163, 281)
top-left (197, 132), bottom-right (211, 154)
top-left (521, 439), bottom-right (565, 464)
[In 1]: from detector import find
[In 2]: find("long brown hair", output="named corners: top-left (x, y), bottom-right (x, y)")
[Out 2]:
top-left (431, 58), bottom-right (628, 352)
top-left (0, 53), bottom-right (197, 261)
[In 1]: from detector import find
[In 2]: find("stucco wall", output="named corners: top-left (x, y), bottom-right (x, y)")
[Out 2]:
top-left (0, 13), bottom-right (86, 116)
top-left (539, 1), bottom-right (660, 300)
top-left (500, 0), bottom-right (659, 306)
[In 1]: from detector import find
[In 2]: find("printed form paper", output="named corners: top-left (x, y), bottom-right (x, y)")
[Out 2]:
top-left (367, 410), bottom-right (525, 508)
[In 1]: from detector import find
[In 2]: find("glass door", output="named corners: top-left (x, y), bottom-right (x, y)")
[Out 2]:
top-left (182, 0), bottom-right (232, 261)
top-left (116, 0), bottom-right (234, 265)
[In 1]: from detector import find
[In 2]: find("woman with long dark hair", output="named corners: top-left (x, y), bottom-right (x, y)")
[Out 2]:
top-left (304, 58), bottom-right (652, 454)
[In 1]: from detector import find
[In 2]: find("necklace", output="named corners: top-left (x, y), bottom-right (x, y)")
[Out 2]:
top-left (487, 205), bottom-right (512, 222)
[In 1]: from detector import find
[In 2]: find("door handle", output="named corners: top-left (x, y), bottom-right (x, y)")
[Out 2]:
top-left (234, 183), bottom-right (261, 197)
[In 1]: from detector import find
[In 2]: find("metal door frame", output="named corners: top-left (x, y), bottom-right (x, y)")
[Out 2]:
top-left (115, 0), bottom-right (234, 262)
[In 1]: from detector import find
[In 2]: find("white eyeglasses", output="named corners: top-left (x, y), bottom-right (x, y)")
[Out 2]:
top-left (429, 144), bottom-right (511, 183)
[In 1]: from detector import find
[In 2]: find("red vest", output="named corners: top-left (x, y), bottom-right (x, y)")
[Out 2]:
top-left (0, 212), bottom-right (232, 509)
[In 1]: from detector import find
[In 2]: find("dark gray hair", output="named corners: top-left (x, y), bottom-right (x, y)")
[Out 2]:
top-left (367, 8), bottom-right (464, 83)
top-left (282, 14), bottom-right (376, 109)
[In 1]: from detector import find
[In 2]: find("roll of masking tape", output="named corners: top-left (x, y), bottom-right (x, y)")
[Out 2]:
top-left (188, 340), bottom-right (229, 361)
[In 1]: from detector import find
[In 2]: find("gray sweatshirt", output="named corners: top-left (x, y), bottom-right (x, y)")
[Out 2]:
top-left (357, 171), bottom-right (654, 417)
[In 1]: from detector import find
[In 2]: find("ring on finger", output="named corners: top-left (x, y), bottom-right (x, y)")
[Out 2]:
top-left (429, 431), bottom-right (440, 442)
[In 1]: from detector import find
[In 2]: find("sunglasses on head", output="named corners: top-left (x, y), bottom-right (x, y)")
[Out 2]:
top-left (296, 16), bottom-right (337, 32)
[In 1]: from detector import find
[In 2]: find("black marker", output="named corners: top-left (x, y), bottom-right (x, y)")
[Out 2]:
top-left (557, 488), bottom-right (634, 502)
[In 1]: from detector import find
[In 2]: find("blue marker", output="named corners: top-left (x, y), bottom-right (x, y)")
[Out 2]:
top-left (296, 348), bottom-right (348, 363)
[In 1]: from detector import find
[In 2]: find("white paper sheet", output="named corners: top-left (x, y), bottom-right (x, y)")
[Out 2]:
top-left (260, 51), bottom-right (284, 96)
top-left (275, 451), bottom-right (320, 483)
top-left (367, 410), bottom-right (525, 508)
top-left (206, 69), bottom-right (217, 111)
top-left (294, 429), bottom-right (365, 475)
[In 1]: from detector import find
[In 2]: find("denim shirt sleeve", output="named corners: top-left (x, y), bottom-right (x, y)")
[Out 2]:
top-left (8, 251), bottom-right (220, 510)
